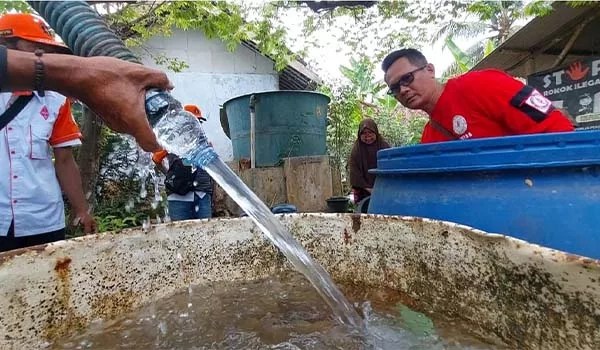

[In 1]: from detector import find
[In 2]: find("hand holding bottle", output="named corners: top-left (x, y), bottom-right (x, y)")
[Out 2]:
top-left (61, 56), bottom-right (173, 152)
top-left (5, 49), bottom-right (173, 152)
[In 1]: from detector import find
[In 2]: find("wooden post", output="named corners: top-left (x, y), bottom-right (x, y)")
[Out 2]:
top-left (525, 58), bottom-right (535, 76)
top-left (551, 16), bottom-right (594, 68)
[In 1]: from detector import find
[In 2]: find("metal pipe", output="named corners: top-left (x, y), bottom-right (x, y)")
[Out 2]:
top-left (249, 94), bottom-right (256, 169)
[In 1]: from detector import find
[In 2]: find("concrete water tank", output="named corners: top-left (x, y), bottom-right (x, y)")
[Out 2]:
top-left (223, 91), bottom-right (329, 167)
top-left (0, 214), bottom-right (598, 349)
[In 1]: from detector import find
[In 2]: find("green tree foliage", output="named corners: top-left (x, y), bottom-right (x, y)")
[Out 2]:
top-left (67, 105), bottom-right (164, 235)
top-left (94, 131), bottom-right (167, 230)
top-left (338, 56), bottom-right (426, 146)
top-left (435, 0), bottom-right (555, 78)
top-left (434, 1), bottom-right (532, 46)
top-left (267, 0), bottom-right (440, 78)
top-left (442, 37), bottom-right (498, 80)
top-left (522, 0), bottom-right (554, 17)
top-left (444, 37), bottom-right (473, 74)
top-left (0, 1), bottom-right (29, 13)
top-left (99, 1), bottom-right (297, 71)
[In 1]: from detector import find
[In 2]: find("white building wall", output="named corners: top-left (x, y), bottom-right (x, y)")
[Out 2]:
top-left (137, 29), bottom-right (278, 160)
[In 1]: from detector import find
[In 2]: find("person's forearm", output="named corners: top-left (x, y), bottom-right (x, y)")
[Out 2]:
top-left (5, 47), bottom-right (172, 151)
top-left (55, 153), bottom-right (89, 216)
top-left (6, 49), bottom-right (86, 97)
top-left (5, 49), bottom-right (38, 91)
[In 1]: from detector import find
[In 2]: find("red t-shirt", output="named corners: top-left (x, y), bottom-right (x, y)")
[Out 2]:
top-left (421, 69), bottom-right (574, 143)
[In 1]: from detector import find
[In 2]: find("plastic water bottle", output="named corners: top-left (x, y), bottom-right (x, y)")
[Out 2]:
top-left (145, 89), bottom-right (217, 168)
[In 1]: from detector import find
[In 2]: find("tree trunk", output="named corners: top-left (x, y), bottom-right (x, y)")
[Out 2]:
top-left (76, 107), bottom-right (104, 211)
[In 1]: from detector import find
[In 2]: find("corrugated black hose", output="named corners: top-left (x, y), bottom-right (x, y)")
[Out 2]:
top-left (27, 0), bottom-right (139, 62)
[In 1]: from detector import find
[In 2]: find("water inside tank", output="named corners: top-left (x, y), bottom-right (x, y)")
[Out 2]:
top-left (54, 272), bottom-right (506, 349)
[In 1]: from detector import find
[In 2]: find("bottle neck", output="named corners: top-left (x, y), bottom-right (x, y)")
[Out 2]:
top-left (188, 145), bottom-right (218, 169)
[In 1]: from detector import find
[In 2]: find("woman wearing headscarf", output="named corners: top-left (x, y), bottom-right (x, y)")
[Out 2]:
top-left (348, 118), bottom-right (390, 204)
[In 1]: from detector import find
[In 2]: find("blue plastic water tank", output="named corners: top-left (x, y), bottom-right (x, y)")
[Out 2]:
top-left (369, 131), bottom-right (600, 259)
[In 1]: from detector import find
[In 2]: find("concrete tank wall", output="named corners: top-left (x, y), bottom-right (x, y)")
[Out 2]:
top-left (0, 214), bottom-right (598, 349)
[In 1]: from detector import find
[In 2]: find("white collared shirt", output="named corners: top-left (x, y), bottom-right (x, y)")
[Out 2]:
top-left (0, 91), bottom-right (82, 237)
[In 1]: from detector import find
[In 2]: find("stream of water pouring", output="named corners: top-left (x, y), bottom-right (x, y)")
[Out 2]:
top-left (145, 90), bottom-right (364, 331)
top-left (195, 148), bottom-right (364, 330)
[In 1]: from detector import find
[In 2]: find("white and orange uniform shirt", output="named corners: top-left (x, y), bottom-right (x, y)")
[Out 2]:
top-left (0, 91), bottom-right (82, 237)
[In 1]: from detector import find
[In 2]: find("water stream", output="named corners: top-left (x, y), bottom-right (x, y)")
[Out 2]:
top-left (191, 147), bottom-right (364, 330)
top-left (146, 91), bottom-right (363, 331)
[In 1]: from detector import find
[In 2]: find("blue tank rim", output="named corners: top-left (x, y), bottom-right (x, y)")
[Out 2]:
top-left (372, 130), bottom-right (600, 174)
top-left (223, 90), bottom-right (331, 107)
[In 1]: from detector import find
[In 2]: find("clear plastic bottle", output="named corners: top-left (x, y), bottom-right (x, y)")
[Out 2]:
top-left (145, 89), bottom-right (217, 168)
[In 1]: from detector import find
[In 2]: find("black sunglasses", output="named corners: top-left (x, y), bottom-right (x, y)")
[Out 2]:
top-left (386, 65), bottom-right (427, 95)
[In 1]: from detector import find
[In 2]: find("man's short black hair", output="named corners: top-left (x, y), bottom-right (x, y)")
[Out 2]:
top-left (381, 48), bottom-right (428, 73)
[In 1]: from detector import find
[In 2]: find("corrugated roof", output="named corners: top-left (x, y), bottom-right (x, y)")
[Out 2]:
top-left (241, 40), bottom-right (321, 91)
top-left (473, 2), bottom-right (600, 77)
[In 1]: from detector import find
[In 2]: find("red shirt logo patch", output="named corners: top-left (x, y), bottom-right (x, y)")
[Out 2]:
top-left (40, 106), bottom-right (49, 120)
top-left (525, 90), bottom-right (552, 114)
top-left (452, 115), bottom-right (468, 135)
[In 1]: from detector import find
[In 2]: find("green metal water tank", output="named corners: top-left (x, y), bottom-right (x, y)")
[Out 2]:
top-left (223, 91), bottom-right (330, 167)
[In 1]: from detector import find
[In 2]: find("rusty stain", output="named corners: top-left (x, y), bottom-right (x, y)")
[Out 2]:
top-left (582, 258), bottom-right (596, 265)
top-left (565, 253), bottom-right (583, 262)
top-left (54, 257), bottom-right (72, 274)
top-left (351, 214), bottom-right (361, 233)
top-left (44, 256), bottom-right (86, 341)
top-left (560, 253), bottom-right (600, 266)
top-left (343, 228), bottom-right (352, 244)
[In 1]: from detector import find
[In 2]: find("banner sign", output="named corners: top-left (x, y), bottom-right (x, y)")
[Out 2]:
top-left (527, 57), bottom-right (600, 128)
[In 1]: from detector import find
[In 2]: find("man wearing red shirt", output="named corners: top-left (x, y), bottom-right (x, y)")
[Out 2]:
top-left (382, 48), bottom-right (574, 143)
